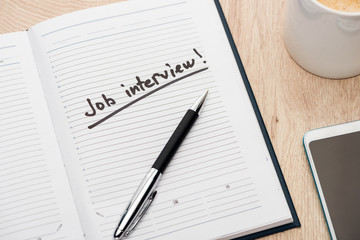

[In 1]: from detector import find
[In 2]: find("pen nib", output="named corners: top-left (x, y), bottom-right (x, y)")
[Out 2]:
top-left (114, 229), bottom-right (125, 240)
top-left (190, 90), bottom-right (208, 114)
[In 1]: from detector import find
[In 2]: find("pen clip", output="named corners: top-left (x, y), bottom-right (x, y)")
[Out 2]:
top-left (125, 190), bottom-right (157, 236)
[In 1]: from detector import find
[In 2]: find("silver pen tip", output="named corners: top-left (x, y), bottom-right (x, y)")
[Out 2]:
top-left (114, 229), bottom-right (126, 240)
top-left (190, 90), bottom-right (208, 114)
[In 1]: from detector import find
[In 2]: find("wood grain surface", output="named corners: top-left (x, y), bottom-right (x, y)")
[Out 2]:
top-left (1, 0), bottom-right (359, 239)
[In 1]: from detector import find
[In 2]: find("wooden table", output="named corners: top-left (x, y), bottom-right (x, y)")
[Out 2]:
top-left (1, 0), bottom-right (359, 239)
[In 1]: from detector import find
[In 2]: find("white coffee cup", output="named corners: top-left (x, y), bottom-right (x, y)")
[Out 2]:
top-left (284, 0), bottom-right (360, 79)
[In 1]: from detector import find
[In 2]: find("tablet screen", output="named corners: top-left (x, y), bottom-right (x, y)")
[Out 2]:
top-left (309, 131), bottom-right (360, 240)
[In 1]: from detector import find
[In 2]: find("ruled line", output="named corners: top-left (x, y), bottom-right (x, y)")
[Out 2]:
top-left (47, 18), bottom-right (191, 53)
top-left (53, 31), bottom-right (196, 73)
top-left (78, 99), bottom-right (220, 153)
top-left (41, 1), bottom-right (186, 37)
top-left (0, 45), bottom-right (16, 50)
top-left (51, 23), bottom-right (194, 61)
top-left (0, 220), bottom-right (61, 238)
top-left (56, 42), bottom-right (201, 92)
top-left (146, 207), bottom-right (262, 240)
top-left (0, 62), bottom-right (20, 68)
top-left (82, 123), bottom-right (231, 162)
top-left (0, 67), bottom-right (21, 73)
top-left (0, 202), bottom-right (57, 219)
top-left (52, 28), bottom-right (197, 65)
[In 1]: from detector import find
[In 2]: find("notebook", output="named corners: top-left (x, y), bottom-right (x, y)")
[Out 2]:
top-left (0, 0), bottom-right (300, 239)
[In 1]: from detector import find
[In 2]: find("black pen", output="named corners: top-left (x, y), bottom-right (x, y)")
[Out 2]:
top-left (114, 90), bottom-right (208, 239)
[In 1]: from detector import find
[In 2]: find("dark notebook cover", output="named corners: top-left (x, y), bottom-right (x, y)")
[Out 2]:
top-left (213, 1), bottom-right (301, 239)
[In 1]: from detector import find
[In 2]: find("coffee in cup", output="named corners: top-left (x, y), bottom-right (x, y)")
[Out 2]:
top-left (317, 0), bottom-right (360, 12)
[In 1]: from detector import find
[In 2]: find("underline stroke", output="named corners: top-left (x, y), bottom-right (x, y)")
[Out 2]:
top-left (88, 67), bottom-right (209, 129)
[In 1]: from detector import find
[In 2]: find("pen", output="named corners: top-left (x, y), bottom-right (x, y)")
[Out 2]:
top-left (113, 90), bottom-right (208, 239)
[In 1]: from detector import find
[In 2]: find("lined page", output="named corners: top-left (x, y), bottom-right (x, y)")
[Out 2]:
top-left (28, 0), bottom-right (293, 239)
top-left (0, 32), bottom-right (84, 240)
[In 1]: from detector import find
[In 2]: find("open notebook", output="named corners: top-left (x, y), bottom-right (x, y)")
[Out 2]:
top-left (0, 0), bottom-right (300, 239)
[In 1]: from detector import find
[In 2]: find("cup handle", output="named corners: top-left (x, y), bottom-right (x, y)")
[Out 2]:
top-left (337, 18), bottom-right (360, 32)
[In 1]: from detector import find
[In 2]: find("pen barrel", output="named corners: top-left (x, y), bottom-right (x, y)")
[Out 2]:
top-left (114, 168), bottom-right (161, 239)
top-left (152, 109), bottom-right (198, 173)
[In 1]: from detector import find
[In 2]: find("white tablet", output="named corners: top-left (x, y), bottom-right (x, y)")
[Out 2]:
top-left (303, 120), bottom-right (360, 240)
